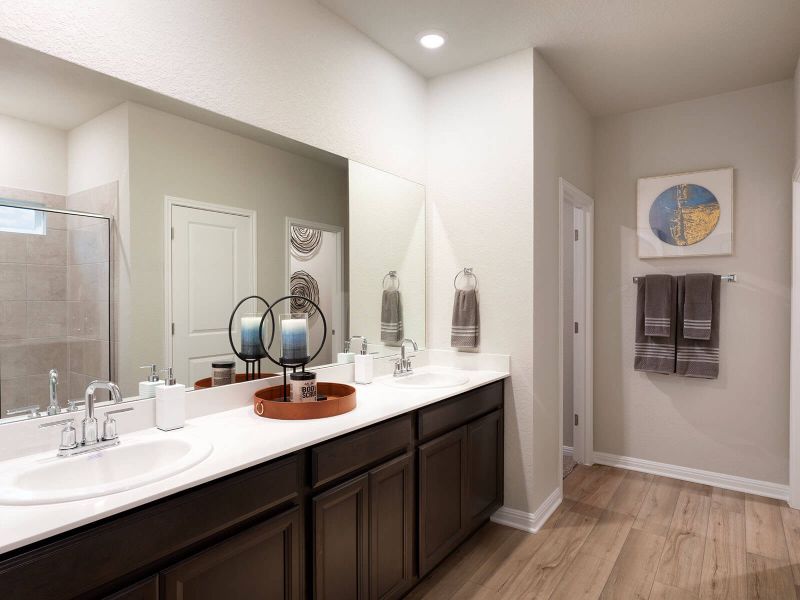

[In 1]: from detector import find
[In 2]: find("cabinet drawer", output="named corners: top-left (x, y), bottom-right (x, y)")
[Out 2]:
top-left (311, 414), bottom-right (413, 489)
top-left (417, 381), bottom-right (503, 441)
top-left (0, 454), bottom-right (302, 600)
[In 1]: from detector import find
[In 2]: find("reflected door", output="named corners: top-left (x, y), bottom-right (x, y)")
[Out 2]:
top-left (170, 203), bottom-right (255, 386)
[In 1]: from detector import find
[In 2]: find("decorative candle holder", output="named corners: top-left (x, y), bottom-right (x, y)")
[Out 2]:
top-left (228, 295), bottom-right (275, 380)
top-left (259, 295), bottom-right (327, 402)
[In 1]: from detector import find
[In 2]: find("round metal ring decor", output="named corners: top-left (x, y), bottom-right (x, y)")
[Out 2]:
top-left (290, 270), bottom-right (320, 317)
top-left (290, 226), bottom-right (322, 258)
top-left (259, 294), bottom-right (327, 368)
top-left (227, 295), bottom-right (276, 361)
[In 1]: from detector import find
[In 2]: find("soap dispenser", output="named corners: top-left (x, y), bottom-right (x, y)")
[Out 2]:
top-left (139, 364), bottom-right (165, 398)
top-left (337, 339), bottom-right (355, 364)
top-left (155, 367), bottom-right (186, 431)
top-left (354, 337), bottom-right (373, 384)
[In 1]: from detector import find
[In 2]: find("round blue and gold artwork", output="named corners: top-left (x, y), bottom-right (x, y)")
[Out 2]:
top-left (648, 183), bottom-right (720, 246)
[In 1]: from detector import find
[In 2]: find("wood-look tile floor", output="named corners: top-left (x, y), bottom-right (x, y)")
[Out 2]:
top-left (407, 465), bottom-right (800, 599)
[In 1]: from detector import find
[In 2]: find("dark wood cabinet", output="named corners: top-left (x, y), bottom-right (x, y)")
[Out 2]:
top-left (466, 409), bottom-right (503, 528)
top-left (313, 473), bottom-right (370, 599)
top-left (369, 453), bottom-right (413, 600)
top-left (103, 576), bottom-right (159, 600)
top-left (161, 507), bottom-right (302, 600)
top-left (417, 426), bottom-right (468, 576)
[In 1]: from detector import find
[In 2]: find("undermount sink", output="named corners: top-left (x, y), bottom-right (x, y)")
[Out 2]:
top-left (0, 435), bottom-right (213, 505)
top-left (386, 371), bottom-right (470, 389)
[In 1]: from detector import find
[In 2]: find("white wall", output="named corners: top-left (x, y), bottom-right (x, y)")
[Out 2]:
top-left (0, 0), bottom-right (426, 184)
top-left (594, 80), bottom-right (794, 484)
top-left (0, 114), bottom-right (66, 195)
top-left (532, 51), bottom-right (594, 507)
top-left (427, 49), bottom-right (535, 513)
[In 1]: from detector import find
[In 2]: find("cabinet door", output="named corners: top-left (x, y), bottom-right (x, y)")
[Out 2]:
top-left (161, 507), bottom-right (301, 600)
top-left (369, 453), bottom-right (413, 600)
top-left (314, 474), bottom-right (369, 599)
top-left (104, 576), bottom-right (159, 600)
top-left (467, 410), bottom-right (503, 530)
top-left (418, 426), bottom-right (468, 576)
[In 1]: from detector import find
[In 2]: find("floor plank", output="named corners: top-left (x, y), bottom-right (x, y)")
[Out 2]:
top-left (649, 581), bottom-right (699, 600)
top-left (606, 469), bottom-right (654, 517)
top-left (781, 504), bottom-right (800, 586)
top-left (572, 465), bottom-right (627, 519)
top-left (548, 551), bottom-right (616, 600)
top-left (746, 552), bottom-right (796, 599)
top-left (699, 488), bottom-right (747, 600)
top-left (600, 528), bottom-right (666, 599)
top-left (634, 476), bottom-right (685, 537)
top-left (581, 508), bottom-right (635, 563)
top-left (745, 494), bottom-right (790, 561)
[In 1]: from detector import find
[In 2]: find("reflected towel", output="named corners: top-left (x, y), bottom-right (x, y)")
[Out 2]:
top-left (451, 289), bottom-right (479, 349)
top-left (683, 273), bottom-right (714, 340)
top-left (380, 290), bottom-right (404, 344)
top-left (677, 275), bottom-right (721, 379)
top-left (634, 277), bottom-right (676, 374)
top-left (644, 274), bottom-right (674, 337)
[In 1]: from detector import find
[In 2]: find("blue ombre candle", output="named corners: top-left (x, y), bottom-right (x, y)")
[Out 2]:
top-left (281, 314), bottom-right (309, 363)
top-left (241, 314), bottom-right (265, 359)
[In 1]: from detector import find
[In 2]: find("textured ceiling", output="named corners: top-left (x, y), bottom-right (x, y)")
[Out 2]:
top-left (317, 0), bottom-right (800, 115)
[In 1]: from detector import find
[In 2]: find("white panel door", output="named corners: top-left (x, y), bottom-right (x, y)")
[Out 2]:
top-left (171, 204), bottom-right (254, 386)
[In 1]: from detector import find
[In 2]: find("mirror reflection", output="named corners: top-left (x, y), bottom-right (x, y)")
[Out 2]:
top-left (0, 40), bottom-right (425, 422)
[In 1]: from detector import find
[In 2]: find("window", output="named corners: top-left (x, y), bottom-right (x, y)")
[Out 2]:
top-left (0, 200), bottom-right (47, 236)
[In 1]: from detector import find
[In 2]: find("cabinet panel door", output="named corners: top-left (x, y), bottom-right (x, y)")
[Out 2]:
top-left (161, 507), bottom-right (301, 600)
top-left (418, 426), bottom-right (468, 576)
top-left (369, 453), bottom-right (413, 600)
top-left (314, 474), bottom-right (369, 599)
top-left (104, 576), bottom-right (159, 600)
top-left (467, 410), bottom-right (503, 529)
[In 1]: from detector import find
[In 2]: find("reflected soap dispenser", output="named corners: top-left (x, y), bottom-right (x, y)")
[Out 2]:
top-left (139, 364), bottom-right (164, 399)
top-left (354, 337), bottom-right (373, 384)
top-left (337, 339), bottom-right (355, 364)
top-left (155, 367), bottom-right (185, 431)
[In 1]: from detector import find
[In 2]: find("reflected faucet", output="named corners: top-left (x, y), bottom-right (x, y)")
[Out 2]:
top-left (47, 369), bottom-right (60, 415)
top-left (394, 339), bottom-right (418, 377)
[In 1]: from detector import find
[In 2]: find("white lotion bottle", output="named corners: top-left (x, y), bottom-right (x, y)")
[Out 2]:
top-left (155, 367), bottom-right (185, 431)
top-left (139, 364), bottom-right (164, 398)
top-left (354, 337), bottom-right (373, 384)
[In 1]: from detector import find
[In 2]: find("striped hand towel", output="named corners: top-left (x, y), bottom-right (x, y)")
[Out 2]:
top-left (644, 274), bottom-right (674, 337)
top-left (683, 273), bottom-right (714, 340)
top-left (451, 289), bottom-right (479, 349)
top-left (676, 275), bottom-right (720, 379)
top-left (380, 290), bottom-right (404, 344)
top-left (634, 276), bottom-right (676, 374)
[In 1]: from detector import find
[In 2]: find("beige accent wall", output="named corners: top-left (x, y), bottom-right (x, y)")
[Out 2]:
top-left (532, 51), bottom-right (594, 506)
top-left (795, 56), bottom-right (799, 180)
top-left (594, 80), bottom-right (794, 484)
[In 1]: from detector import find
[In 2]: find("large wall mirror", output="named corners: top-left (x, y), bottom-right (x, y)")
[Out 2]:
top-left (0, 39), bottom-right (426, 423)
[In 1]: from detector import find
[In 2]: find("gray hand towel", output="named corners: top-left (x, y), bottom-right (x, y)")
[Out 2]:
top-left (683, 273), bottom-right (714, 340)
top-left (677, 275), bottom-right (720, 379)
top-left (644, 274), bottom-right (674, 337)
top-left (451, 289), bottom-right (479, 349)
top-left (380, 290), bottom-right (403, 344)
top-left (634, 276), bottom-right (676, 374)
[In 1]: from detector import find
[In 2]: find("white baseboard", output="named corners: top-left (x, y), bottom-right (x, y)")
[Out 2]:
top-left (594, 451), bottom-right (789, 501)
top-left (562, 445), bottom-right (574, 457)
top-left (491, 487), bottom-right (562, 533)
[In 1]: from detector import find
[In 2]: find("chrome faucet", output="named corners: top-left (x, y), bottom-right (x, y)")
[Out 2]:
top-left (394, 338), bottom-right (418, 377)
top-left (47, 369), bottom-right (60, 415)
top-left (40, 380), bottom-right (131, 457)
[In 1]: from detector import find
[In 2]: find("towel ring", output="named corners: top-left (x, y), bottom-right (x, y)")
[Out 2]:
top-left (382, 270), bottom-right (400, 291)
top-left (454, 268), bottom-right (478, 291)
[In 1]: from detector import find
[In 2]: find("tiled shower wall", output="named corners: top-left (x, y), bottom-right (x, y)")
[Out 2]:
top-left (0, 183), bottom-right (116, 416)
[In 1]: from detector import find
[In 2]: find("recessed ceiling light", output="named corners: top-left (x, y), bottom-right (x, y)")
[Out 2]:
top-left (417, 31), bottom-right (447, 50)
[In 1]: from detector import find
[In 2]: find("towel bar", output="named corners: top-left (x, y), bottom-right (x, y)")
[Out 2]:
top-left (632, 274), bottom-right (736, 283)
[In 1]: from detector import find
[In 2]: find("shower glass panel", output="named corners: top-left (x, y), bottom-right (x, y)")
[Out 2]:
top-left (0, 202), bottom-right (112, 420)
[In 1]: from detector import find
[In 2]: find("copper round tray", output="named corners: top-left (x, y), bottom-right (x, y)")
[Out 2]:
top-left (254, 382), bottom-right (356, 420)
top-left (194, 373), bottom-right (278, 389)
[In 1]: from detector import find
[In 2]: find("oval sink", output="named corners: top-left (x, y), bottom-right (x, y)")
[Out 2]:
top-left (386, 371), bottom-right (469, 389)
top-left (0, 435), bottom-right (213, 505)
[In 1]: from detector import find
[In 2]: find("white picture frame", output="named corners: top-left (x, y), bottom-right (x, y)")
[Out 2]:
top-left (637, 167), bottom-right (733, 258)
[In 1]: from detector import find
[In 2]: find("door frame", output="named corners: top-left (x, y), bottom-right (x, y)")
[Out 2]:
top-left (285, 217), bottom-right (345, 355)
top-left (558, 178), bottom-right (595, 474)
top-left (791, 178), bottom-right (800, 508)
top-left (164, 196), bottom-right (258, 369)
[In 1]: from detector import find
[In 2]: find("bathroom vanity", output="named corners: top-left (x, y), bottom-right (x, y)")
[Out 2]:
top-left (0, 378), bottom-right (504, 599)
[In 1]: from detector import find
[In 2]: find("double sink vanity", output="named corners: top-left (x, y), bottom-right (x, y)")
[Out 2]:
top-left (0, 357), bottom-right (508, 599)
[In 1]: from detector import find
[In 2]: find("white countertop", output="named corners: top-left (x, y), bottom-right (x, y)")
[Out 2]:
top-left (0, 366), bottom-right (508, 555)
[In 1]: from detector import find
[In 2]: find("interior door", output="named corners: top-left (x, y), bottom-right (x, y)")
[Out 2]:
top-left (572, 206), bottom-right (586, 464)
top-left (171, 204), bottom-right (255, 386)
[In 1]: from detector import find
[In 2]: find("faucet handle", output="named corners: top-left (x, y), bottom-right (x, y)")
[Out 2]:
top-left (67, 399), bottom-right (85, 412)
top-left (102, 407), bottom-right (132, 441)
top-left (39, 418), bottom-right (78, 451)
top-left (6, 404), bottom-right (41, 419)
